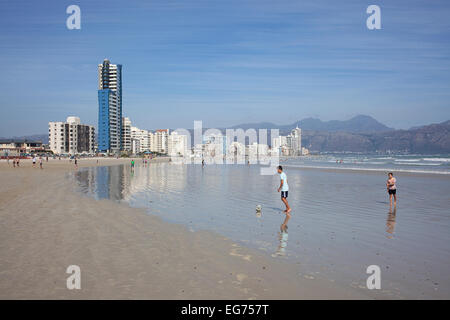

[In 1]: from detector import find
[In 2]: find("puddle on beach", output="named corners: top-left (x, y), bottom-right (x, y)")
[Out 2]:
top-left (72, 162), bottom-right (450, 299)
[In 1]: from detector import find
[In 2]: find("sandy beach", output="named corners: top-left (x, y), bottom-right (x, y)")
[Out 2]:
top-left (0, 158), bottom-right (367, 299)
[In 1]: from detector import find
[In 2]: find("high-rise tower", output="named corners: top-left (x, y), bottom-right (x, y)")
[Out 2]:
top-left (97, 59), bottom-right (122, 153)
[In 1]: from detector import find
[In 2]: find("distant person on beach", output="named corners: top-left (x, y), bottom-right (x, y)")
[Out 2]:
top-left (202, 159), bottom-right (205, 168)
top-left (17, 158), bottom-right (20, 167)
top-left (277, 165), bottom-right (291, 231)
top-left (74, 158), bottom-right (78, 169)
top-left (32, 156), bottom-right (36, 168)
top-left (39, 157), bottom-right (43, 169)
top-left (13, 158), bottom-right (16, 168)
top-left (131, 159), bottom-right (135, 170)
top-left (386, 172), bottom-right (397, 207)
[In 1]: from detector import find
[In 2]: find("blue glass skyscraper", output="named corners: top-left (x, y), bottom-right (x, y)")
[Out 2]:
top-left (97, 59), bottom-right (122, 153)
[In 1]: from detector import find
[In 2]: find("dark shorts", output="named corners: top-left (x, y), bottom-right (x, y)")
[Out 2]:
top-left (388, 189), bottom-right (396, 195)
top-left (281, 191), bottom-right (288, 199)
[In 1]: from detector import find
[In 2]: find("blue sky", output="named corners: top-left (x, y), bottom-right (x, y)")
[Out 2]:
top-left (0, 0), bottom-right (449, 136)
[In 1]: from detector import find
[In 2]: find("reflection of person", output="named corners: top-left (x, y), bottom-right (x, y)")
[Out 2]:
top-left (386, 172), bottom-right (397, 207)
top-left (277, 165), bottom-right (291, 232)
top-left (386, 207), bottom-right (397, 238)
top-left (274, 230), bottom-right (289, 256)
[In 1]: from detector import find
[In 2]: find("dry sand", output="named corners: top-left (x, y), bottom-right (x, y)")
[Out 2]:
top-left (0, 158), bottom-right (368, 299)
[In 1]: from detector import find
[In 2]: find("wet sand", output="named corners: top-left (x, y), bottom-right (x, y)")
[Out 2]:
top-left (73, 162), bottom-right (450, 299)
top-left (0, 158), bottom-right (366, 299)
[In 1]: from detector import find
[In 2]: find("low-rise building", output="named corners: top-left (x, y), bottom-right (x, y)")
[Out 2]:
top-left (0, 140), bottom-right (45, 157)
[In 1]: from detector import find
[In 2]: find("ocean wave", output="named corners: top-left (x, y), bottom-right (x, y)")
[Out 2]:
top-left (394, 159), bottom-right (420, 162)
top-left (283, 164), bottom-right (450, 175)
top-left (423, 158), bottom-right (450, 162)
top-left (395, 162), bottom-right (441, 166)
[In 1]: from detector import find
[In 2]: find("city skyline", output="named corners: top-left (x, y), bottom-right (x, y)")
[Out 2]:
top-left (1, 0), bottom-right (450, 137)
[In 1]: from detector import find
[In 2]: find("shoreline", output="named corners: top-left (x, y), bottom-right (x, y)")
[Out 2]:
top-left (282, 164), bottom-right (450, 177)
top-left (0, 158), bottom-right (371, 299)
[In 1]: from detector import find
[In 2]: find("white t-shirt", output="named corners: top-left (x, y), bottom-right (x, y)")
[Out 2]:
top-left (279, 172), bottom-right (289, 192)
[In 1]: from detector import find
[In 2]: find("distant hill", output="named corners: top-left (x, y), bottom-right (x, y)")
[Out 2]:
top-left (232, 115), bottom-right (393, 134)
top-left (0, 134), bottom-right (48, 144)
top-left (301, 120), bottom-right (450, 154)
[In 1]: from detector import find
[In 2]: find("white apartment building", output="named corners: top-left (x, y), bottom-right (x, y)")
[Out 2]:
top-left (272, 127), bottom-right (302, 156)
top-left (152, 129), bottom-right (169, 154)
top-left (227, 141), bottom-right (245, 157)
top-left (131, 138), bottom-right (140, 154)
top-left (49, 116), bottom-right (95, 155)
top-left (289, 127), bottom-right (302, 156)
top-left (131, 126), bottom-right (149, 152)
top-left (168, 132), bottom-right (188, 157)
top-left (122, 117), bottom-right (131, 152)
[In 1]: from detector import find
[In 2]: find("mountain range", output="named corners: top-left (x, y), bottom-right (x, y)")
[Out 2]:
top-left (301, 120), bottom-right (450, 154)
top-left (2, 116), bottom-right (449, 154)
top-left (231, 115), bottom-right (393, 133)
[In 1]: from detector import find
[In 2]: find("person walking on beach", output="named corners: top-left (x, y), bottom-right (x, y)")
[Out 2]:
top-left (32, 156), bottom-right (36, 168)
top-left (386, 172), bottom-right (397, 207)
top-left (17, 158), bottom-right (20, 167)
top-left (13, 158), bottom-right (16, 168)
top-left (277, 165), bottom-right (291, 231)
top-left (39, 157), bottom-right (43, 169)
top-left (131, 159), bottom-right (135, 171)
top-left (74, 158), bottom-right (78, 169)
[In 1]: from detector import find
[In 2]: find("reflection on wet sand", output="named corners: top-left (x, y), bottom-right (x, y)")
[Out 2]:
top-left (72, 162), bottom-right (450, 299)
top-left (386, 207), bottom-right (397, 239)
top-left (74, 163), bottom-right (188, 202)
top-left (273, 231), bottom-right (289, 257)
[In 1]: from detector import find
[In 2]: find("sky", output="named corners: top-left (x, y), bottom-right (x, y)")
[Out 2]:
top-left (0, 0), bottom-right (449, 136)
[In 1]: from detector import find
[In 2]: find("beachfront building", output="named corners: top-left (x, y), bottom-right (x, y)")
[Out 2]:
top-left (131, 138), bottom-right (141, 154)
top-left (289, 127), bottom-right (302, 156)
top-left (48, 116), bottom-right (95, 155)
top-left (272, 135), bottom-right (287, 154)
top-left (131, 127), bottom-right (150, 152)
top-left (247, 142), bottom-right (269, 160)
top-left (168, 132), bottom-right (188, 157)
top-left (272, 127), bottom-right (302, 156)
top-left (98, 59), bottom-right (123, 154)
top-left (0, 140), bottom-right (45, 157)
top-left (122, 117), bottom-right (132, 152)
top-left (227, 141), bottom-right (245, 160)
top-left (203, 133), bottom-right (226, 159)
top-left (151, 129), bottom-right (169, 154)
